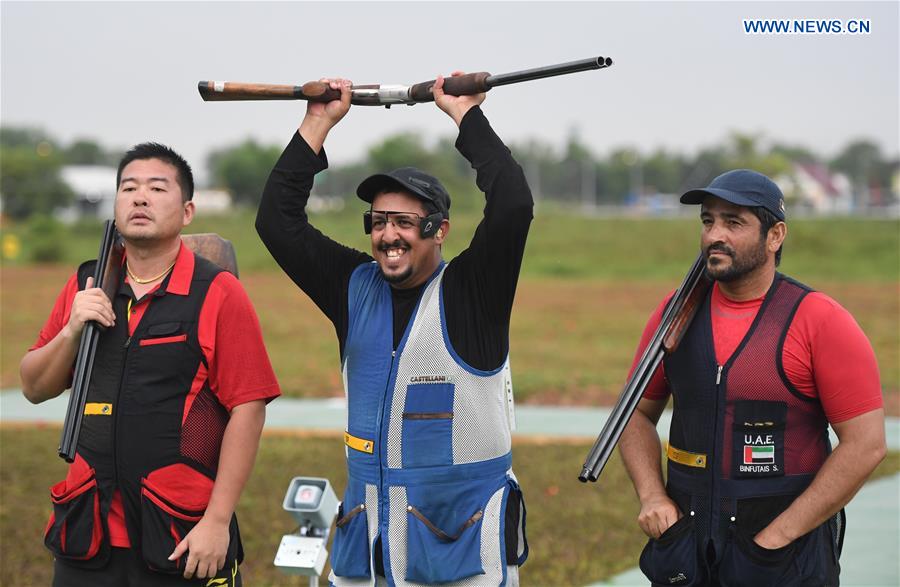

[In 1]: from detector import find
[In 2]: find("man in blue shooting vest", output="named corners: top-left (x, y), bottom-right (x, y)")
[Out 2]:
top-left (619, 170), bottom-right (886, 586)
top-left (256, 74), bottom-right (531, 586)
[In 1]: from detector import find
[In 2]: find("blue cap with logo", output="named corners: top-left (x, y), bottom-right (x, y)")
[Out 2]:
top-left (680, 169), bottom-right (786, 221)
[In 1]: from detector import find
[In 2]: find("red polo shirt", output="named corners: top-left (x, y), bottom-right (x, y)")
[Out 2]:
top-left (631, 281), bottom-right (883, 424)
top-left (32, 242), bottom-right (280, 547)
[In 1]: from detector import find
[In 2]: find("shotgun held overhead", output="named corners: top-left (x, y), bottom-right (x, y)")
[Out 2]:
top-left (198, 56), bottom-right (614, 107)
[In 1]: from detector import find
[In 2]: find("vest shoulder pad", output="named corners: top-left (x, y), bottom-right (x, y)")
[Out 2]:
top-left (191, 253), bottom-right (226, 282)
top-left (77, 260), bottom-right (98, 289)
top-left (776, 272), bottom-right (815, 294)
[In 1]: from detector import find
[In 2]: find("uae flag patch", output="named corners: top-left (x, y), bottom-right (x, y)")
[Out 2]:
top-left (744, 444), bottom-right (775, 465)
top-left (733, 401), bottom-right (786, 478)
top-left (736, 431), bottom-right (782, 477)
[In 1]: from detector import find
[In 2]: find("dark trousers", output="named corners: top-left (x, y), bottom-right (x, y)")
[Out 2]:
top-left (53, 547), bottom-right (242, 587)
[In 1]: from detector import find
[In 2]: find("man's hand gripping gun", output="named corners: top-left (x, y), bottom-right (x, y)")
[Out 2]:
top-left (59, 221), bottom-right (124, 463)
top-left (198, 56), bottom-right (613, 107)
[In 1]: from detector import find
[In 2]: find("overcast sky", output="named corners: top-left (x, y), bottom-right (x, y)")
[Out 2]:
top-left (2, 1), bottom-right (897, 183)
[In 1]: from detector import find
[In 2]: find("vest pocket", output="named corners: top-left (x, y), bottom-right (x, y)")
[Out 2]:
top-left (504, 481), bottom-right (529, 567)
top-left (718, 525), bottom-right (828, 587)
top-left (331, 479), bottom-right (371, 579)
top-left (718, 528), bottom-right (795, 586)
top-left (404, 476), bottom-right (505, 584)
top-left (402, 383), bottom-right (454, 468)
top-left (638, 514), bottom-right (705, 586)
top-left (43, 455), bottom-right (104, 561)
top-left (138, 334), bottom-right (188, 347)
top-left (731, 401), bottom-right (786, 479)
top-left (139, 464), bottom-right (240, 574)
top-left (139, 322), bottom-right (187, 346)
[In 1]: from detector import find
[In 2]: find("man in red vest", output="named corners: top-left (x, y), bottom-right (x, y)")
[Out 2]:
top-left (619, 169), bottom-right (885, 585)
top-left (21, 143), bottom-right (280, 586)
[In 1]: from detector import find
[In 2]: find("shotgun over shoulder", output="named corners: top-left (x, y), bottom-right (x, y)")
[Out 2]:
top-left (578, 254), bottom-right (711, 483)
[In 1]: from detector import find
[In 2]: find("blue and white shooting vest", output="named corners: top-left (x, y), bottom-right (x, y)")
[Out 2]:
top-left (330, 263), bottom-right (527, 586)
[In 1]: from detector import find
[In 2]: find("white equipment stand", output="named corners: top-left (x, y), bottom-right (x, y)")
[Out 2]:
top-left (273, 477), bottom-right (339, 587)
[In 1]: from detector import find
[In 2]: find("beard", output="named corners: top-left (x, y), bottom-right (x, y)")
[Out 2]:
top-left (704, 237), bottom-right (767, 282)
top-left (380, 266), bottom-right (414, 285)
top-left (377, 238), bottom-right (414, 285)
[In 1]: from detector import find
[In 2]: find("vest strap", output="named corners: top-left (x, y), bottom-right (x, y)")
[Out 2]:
top-left (344, 431), bottom-right (374, 454)
top-left (84, 402), bottom-right (113, 416)
top-left (667, 443), bottom-right (707, 468)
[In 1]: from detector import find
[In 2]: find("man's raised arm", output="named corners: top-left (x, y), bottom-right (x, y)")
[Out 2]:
top-left (434, 74), bottom-right (534, 319)
top-left (255, 78), bottom-right (370, 326)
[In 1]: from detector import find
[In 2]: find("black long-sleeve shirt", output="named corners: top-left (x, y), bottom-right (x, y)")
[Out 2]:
top-left (256, 107), bottom-right (533, 371)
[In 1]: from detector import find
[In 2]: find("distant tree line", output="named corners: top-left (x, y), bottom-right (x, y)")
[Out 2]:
top-left (206, 129), bottom-right (898, 214)
top-left (0, 129), bottom-right (124, 220)
top-left (509, 130), bottom-right (898, 209)
top-left (2, 125), bottom-right (897, 220)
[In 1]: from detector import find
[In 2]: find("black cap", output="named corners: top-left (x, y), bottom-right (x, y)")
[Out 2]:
top-left (357, 167), bottom-right (451, 219)
top-left (680, 169), bottom-right (786, 221)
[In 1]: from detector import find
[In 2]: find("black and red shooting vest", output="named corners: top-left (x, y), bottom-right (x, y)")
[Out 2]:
top-left (44, 253), bottom-right (243, 574)
top-left (641, 274), bottom-right (842, 586)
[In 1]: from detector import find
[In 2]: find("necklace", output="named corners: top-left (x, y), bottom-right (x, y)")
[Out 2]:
top-left (126, 260), bottom-right (176, 284)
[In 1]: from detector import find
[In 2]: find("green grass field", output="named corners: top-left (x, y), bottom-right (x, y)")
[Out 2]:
top-left (3, 212), bottom-right (898, 409)
top-left (3, 269), bottom-right (898, 411)
top-left (2, 427), bottom-right (898, 586)
top-left (4, 209), bottom-right (899, 281)
top-left (1, 210), bottom-right (897, 585)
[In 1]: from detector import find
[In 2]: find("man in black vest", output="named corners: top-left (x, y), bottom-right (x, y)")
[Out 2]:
top-left (619, 169), bottom-right (886, 585)
top-left (21, 143), bottom-right (280, 586)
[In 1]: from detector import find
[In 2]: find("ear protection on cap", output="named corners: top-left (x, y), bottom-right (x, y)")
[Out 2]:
top-left (419, 212), bottom-right (443, 238)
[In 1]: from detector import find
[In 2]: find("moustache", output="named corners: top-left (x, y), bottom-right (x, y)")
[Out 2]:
top-left (705, 243), bottom-right (735, 258)
top-left (377, 239), bottom-right (409, 252)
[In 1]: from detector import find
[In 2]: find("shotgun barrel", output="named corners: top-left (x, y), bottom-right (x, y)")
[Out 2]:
top-left (58, 221), bottom-right (123, 462)
top-left (578, 253), bottom-right (711, 483)
top-left (486, 56), bottom-right (612, 88)
top-left (198, 56), bottom-right (613, 106)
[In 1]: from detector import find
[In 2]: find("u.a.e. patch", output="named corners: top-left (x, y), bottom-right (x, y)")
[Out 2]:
top-left (732, 400), bottom-right (786, 478)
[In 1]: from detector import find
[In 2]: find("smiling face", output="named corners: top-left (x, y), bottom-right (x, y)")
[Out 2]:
top-left (370, 191), bottom-right (448, 289)
top-left (115, 158), bottom-right (194, 245)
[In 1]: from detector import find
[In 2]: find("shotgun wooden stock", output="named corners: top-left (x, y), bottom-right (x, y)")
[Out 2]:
top-left (197, 81), bottom-right (333, 102)
top-left (182, 233), bottom-right (239, 278)
top-left (578, 253), bottom-right (711, 483)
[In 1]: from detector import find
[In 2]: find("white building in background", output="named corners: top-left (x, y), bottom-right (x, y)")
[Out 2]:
top-left (794, 163), bottom-right (853, 213)
top-left (778, 164), bottom-right (853, 214)
top-left (59, 165), bottom-right (117, 222)
top-left (58, 165), bottom-right (233, 221)
top-left (192, 189), bottom-right (232, 214)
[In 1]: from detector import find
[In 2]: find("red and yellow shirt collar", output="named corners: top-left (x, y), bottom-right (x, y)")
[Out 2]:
top-left (122, 241), bottom-right (195, 297)
top-left (166, 241), bottom-right (195, 296)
